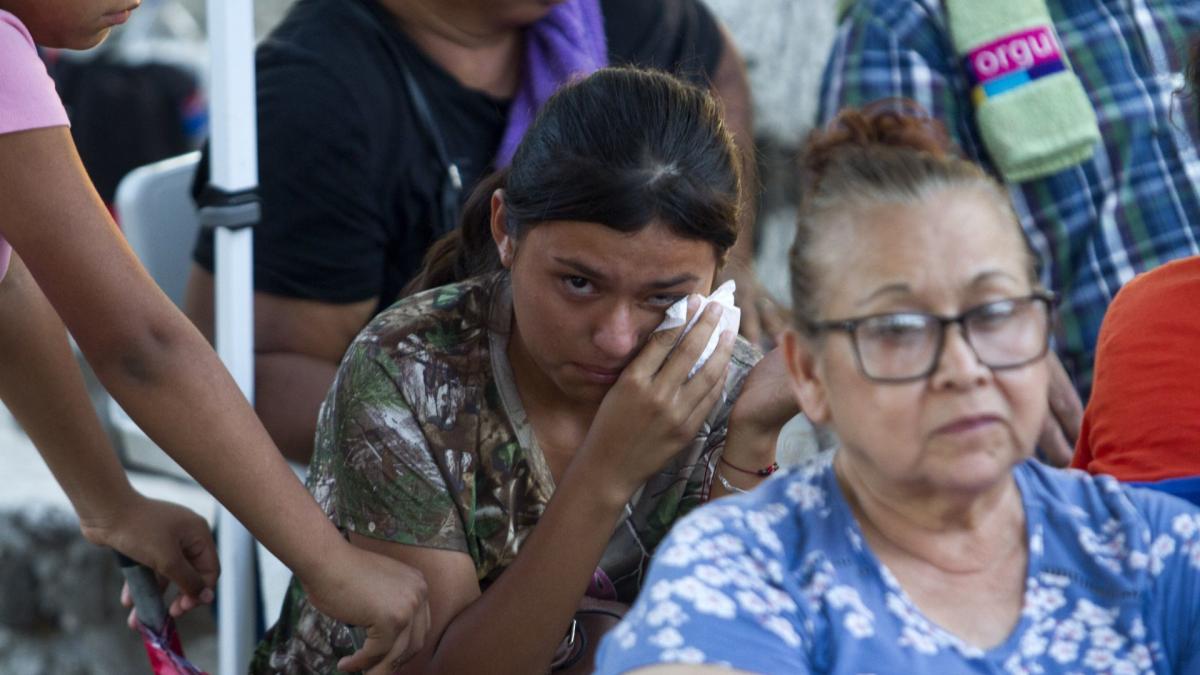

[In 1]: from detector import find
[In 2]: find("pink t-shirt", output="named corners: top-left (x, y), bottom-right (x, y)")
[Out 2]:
top-left (0, 9), bottom-right (70, 280)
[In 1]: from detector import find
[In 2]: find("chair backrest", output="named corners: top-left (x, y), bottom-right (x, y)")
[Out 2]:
top-left (114, 151), bottom-right (201, 307)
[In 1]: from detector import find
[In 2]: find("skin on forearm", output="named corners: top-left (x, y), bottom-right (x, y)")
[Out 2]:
top-left (78, 305), bottom-right (352, 583)
top-left (77, 298), bottom-right (348, 582)
top-left (0, 126), bottom-right (349, 583)
top-left (254, 352), bottom-right (339, 464)
top-left (0, 255), bottom-right (137, 519)
top-left (395, 460), bottom-right (631, 674)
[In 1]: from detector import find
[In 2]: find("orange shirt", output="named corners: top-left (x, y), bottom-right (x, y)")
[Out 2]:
top-left (1072, 256), bottom-right (1200, 481)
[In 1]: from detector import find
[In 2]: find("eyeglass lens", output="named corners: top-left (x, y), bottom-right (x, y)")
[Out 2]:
top-left (853, 297), bottom-right (1049, 381)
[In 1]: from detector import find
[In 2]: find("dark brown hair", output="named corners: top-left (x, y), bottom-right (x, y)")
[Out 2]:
top-left (789, 102), bottom-right (1038, 332)
top-left (404, 67), bottom-right (741, 296)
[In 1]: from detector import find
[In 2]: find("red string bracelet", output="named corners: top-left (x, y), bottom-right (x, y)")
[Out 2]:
top-left (720, 455), bottom-right (779, 477)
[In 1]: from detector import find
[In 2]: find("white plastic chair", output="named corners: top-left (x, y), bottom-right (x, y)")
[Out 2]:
top-left (115, 151), bottom-right (201, 309)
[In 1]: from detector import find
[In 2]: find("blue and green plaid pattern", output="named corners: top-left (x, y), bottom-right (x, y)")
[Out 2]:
top-left (820, 0), bottom-right (1200, 400)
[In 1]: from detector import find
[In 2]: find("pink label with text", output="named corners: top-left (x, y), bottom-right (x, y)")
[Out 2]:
top-left (966, 25), bottom-right (1061, 84)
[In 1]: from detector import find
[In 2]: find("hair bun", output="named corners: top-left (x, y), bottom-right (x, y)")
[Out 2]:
top-left (802, 100), bottom-right (955, 186)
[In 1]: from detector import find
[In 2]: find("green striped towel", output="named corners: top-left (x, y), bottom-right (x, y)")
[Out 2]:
top-left (946, 0), bottom-right (1099, 182)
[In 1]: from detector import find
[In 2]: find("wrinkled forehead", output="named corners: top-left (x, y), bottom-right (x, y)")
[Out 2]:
top-left (811, 188), bottom-right (1032, 310)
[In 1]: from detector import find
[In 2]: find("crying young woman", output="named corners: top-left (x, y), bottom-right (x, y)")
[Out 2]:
top-left (251, 67), bottom-right (808, 675)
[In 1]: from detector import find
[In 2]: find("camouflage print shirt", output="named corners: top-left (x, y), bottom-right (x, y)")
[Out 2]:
top-left (252, 272), bottom-right (759, 674)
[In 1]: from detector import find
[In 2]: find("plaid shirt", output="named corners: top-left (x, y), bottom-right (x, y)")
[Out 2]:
top-left (820, 0), bottom-right (1200, 400)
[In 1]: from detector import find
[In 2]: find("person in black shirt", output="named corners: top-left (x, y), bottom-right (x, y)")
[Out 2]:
top-left (186, 0), bottom-right (777, 463)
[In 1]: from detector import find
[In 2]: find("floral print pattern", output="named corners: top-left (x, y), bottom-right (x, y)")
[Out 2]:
top-left (596, 455), bottom-right (1200, 674)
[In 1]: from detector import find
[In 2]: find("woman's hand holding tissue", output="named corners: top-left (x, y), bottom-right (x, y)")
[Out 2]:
top-left (573, 297), bottom-right (735, 508)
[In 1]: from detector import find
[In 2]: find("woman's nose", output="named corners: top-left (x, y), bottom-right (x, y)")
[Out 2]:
top-left (931, 324), bottom-right (990, 388)
top-left (593, 304), bottom-right (641, 361)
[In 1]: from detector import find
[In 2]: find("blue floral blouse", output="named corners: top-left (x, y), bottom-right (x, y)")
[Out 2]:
top-left (595, 454), bottom-right (1200, 674)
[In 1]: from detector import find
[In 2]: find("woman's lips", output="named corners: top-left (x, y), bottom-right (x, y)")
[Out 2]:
top-left (934, 414), bottom-right (1003, 436)
top-left (574, 363), bottom-right (622, 384)
top-left (102, 9), bottom-right (133, 26)
top-left (103, 3), bottom-right (139, 26)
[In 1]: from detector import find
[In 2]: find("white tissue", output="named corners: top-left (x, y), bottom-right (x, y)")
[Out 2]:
top-left (654, 280), bottom-right (741, 377)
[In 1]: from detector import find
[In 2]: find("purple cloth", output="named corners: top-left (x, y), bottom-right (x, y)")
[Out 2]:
top-left (494, 0), bottom-right (608, 167)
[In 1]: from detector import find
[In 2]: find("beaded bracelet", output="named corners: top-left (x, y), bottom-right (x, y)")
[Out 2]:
top-left (715, 469), bottom-right (748, 494)
top-left (720, 455), bottom-right (779, 477)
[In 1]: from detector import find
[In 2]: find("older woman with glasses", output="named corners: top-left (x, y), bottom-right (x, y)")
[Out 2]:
top-left (593, 106), bottom-right (1200, 674)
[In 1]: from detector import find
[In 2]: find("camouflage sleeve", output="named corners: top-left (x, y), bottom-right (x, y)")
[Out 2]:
top-left (312, 339), bottom-right (470, 553)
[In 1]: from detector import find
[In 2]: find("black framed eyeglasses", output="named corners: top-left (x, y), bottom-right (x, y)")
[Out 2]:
top-left (808, 292), bottom-right (1055, 383)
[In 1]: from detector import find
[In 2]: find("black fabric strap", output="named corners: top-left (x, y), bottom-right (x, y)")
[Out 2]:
top-left (196, 184), bottom-right (261, 231)
top-left (345, 0), bottom-right (464, 236)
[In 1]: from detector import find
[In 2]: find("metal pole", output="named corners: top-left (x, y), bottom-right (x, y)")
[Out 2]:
top-left (204, 0), bottom-right (259, 672)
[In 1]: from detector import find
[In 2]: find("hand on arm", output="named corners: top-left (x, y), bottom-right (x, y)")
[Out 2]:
top-left (0, 125), bottom-right (427, 674)
top-left (306, 540), bottom-right (431, 674)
